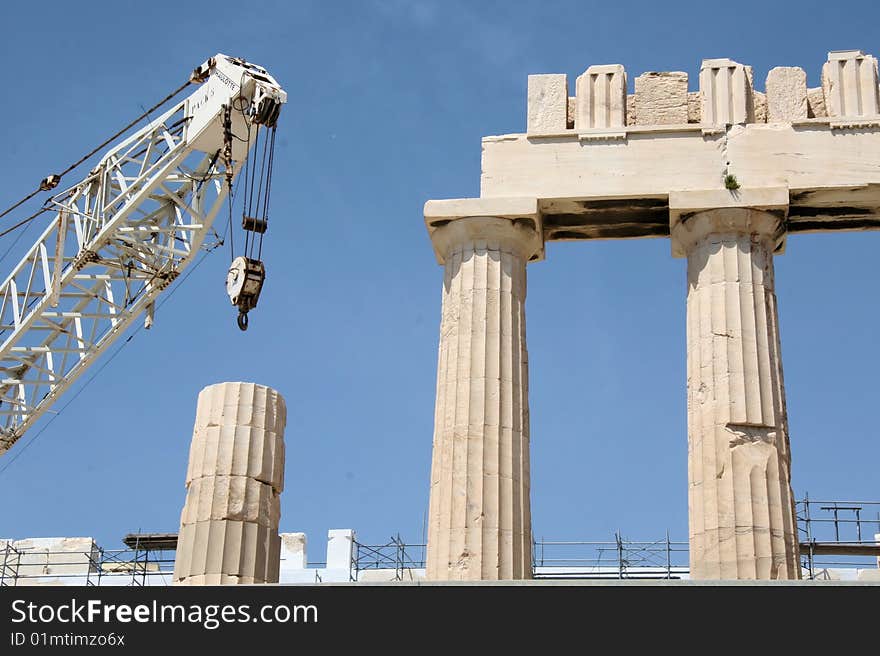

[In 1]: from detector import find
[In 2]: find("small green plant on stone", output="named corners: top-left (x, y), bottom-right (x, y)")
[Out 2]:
top-left (724, 173), bottom-right (741, 191)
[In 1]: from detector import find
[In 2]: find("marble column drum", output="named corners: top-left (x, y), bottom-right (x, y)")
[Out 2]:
top-left (425, 216), bottom-right (541, 580)
top-left (173, 382), bottom-right (286, 585)
top-left (672, 208), bottom-right (799, 580)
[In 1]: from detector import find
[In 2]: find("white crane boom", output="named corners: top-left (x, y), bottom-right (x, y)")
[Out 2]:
top-left (0, 54), bottom-right (286, 454)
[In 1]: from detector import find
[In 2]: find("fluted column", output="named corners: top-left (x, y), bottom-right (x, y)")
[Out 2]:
top-left (425, 215), bottom-right (542, 580)
top-left (672, 208), bottom-right (799, 580)
top-left (173, 382), bottom-right (286, 585)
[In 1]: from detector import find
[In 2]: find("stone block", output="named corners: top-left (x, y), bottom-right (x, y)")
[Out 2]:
top-left (280, 533), bottom-right (307, 569)
top-left (181, 475), bottom-right (280, 528)
top-left (821, 50), bottom-right (880, 117)
top-left (699, 58), bottom-right (753, 125)
top-left (766, 67), bottom-right (807, 122)
top-left (753, 91), bottom-right (767, 123)
top-left (575, 64), bottom-right (627, 130)
top-left (807, 87), bottom-right (827, 117)
top-left (527, 74), bottom-right (568, 134)
top-left (3, 537), bottom-right (98, 580)
top-left (267, 531), bottom-right (281, 583)
top-left (634, 71), bottom-right (688, 125)
top-left (326, 529), bottom-right (354, 570)
top-left (687, 91), bottom-right (701, 123)
top-left (174, 520), bottom-right (279, 582)
top-left (193, 381), bottom-right (287, 434)
top-left (186, 424), bottom-right (285, 492)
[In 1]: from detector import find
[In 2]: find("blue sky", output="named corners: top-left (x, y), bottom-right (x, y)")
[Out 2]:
top-left (0, 0), bottom-right (877, 557)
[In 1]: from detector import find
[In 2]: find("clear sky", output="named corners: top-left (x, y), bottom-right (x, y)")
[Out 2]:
top-left (0, 0), bottom-right (877, 557)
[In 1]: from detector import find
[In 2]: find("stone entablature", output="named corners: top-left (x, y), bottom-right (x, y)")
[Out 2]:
top-left (527, 50), bottom-right (880, 139)
top-left (483, 50), bottom-right (880, 244)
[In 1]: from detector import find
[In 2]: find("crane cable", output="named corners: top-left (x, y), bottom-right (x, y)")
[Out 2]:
top-left (0, 162), bottom-right (246, 478)
top-left (231, 87), bottom-right (277, 264)
top-left (0, 80), bottom-right (193, 225)
top-left (0, 206), bottom-right (50, 241)
top-left (0, 244), bottom-right (216, 478)
top-left (240, 123), bottom-right (277, 261)
top-left (222, 93), bottom-right (278, 331)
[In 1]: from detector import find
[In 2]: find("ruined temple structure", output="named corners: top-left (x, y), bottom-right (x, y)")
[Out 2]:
top-left (423, 50), bottom-right (880, 581)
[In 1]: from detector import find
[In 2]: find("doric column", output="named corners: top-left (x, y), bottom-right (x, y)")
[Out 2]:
top-left (423, 199), bottom-right (543, 580)
top-left (173, 382), bottom-right (286, 585)
top-left (671, 191), bottom-right (800, 580)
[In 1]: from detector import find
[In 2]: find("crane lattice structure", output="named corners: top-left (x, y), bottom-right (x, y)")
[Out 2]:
top-left (0, 54), bottom-right (286, 453)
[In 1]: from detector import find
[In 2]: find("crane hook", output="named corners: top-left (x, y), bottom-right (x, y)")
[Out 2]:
top-left (226, 256), bottom-right (264, 332)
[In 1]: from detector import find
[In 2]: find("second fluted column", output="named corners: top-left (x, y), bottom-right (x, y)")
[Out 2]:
top-left (425, 207), bottom-right (542, 581)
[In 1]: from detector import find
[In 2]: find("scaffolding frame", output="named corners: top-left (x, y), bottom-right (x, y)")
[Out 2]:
top-left (0, 541), bottom-right (175, 587)
top-left (351, 534), bottom-right (427, 581)
top-left (347, 497), bottom-right (880, 580)
top-left (796, 494), bottom-right (880, 579)
top-left (3, 497), bottom-right (879, 585)
top-left (532, 532), bottom-right (690, 580)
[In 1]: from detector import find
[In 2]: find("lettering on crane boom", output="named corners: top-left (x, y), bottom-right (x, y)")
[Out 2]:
top-left (213, 69), bottom-right (239, 93)
top-left (191, 85), bottom-right (215, 113)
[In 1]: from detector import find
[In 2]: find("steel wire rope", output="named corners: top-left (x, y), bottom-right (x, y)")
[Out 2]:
top-left (0, 81), bottom-right (193, 224)
top-left (257, 126), bottom-right (277, 261)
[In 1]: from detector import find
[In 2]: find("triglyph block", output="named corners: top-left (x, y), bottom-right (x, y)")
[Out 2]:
top-left (821, 50), bottom-right (880, 118)
top-left (575, 64), bottom-right (627, 130)
top-left (699, 58), bottom-right (754, 125)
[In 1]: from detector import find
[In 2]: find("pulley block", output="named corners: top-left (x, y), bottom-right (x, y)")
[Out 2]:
top-left (226, 256), bottom-right (266, 331)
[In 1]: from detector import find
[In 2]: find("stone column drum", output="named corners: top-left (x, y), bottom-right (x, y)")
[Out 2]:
top-left (672, 208), bottom-right (799, 579)
top-left (173, 382), bottom-right (286, 585)
top-left (425, 216), bottom-right (541, 580)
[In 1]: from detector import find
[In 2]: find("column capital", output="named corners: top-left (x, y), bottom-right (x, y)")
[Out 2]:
top-left (669, 187), bottom-right (789, 257)
top-left (424, 197), bottom-right (544, 264)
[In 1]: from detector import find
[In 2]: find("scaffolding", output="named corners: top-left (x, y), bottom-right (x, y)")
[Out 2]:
top-left (0, 536), bottom-right (176, 587)
top-left (797, 495), bottom-right (880, 579)
top-left (0, 542), bottom-right (20, 586)
top-left (3, 498), bottom-right (878, 585)
top-left (532, 532), bottom-right (690, 579)
top-left (347, 497), bottom-right (880, 580)
top-left (351, 534), bottom-right (427, 581)
top-left (347, 534), bottom-right (691, 580)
